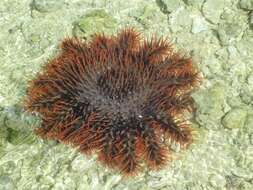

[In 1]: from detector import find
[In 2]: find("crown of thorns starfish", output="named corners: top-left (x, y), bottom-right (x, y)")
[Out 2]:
top-left (25, 28), bottom-right (201, 175)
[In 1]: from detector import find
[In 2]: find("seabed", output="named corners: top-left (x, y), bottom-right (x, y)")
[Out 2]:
top-left (0, 0), bottom-right (253, 189)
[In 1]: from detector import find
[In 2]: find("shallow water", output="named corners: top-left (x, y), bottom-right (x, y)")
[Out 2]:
top-left (0, 0), bottom-right (253, 189)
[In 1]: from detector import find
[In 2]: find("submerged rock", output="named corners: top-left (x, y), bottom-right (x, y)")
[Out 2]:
top-left (0, 175), bottom-right (15, 190)
top-left (202, 0), bottom-right (225, 24)
top-left (191, 17), bottom-right (208, 33)
top-left (72, 10), bottom-right (117, 39)
top-left (208, 174), bottom-right (226, 188)
top-left (250, 12), bottom-right (253, 25)
top-left (239, 0), bottom-right (253, 11)
top-left (222, 108), bottom-right (247, 129)
top-left (183, 0), bottom-right (205, 9)
top-left (217, 22), bottom-right (244, 45)
top-left (195, 84), bottom-right (227, 121)
top-left (30, 0), bottom-right (64, 13)
top-left (156, 0), bottom-right (181, 13)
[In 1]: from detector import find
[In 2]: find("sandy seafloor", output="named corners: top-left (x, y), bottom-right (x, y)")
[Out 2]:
top-left (0, 0), bottom-right (253, 189)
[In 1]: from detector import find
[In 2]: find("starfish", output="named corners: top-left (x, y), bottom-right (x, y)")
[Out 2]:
top-left (25, 28), bottom-right (201, 176)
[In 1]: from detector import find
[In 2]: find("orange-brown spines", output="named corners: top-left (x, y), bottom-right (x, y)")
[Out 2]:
top-left (25, 28), bottom-right (201, 176)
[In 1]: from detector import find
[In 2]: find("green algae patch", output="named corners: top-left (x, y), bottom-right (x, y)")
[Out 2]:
top-left (72, 9), bottom-right (117, 39)
top-left (0, 126), bottom-right (8, 146)
top-left (6, 128), bottom-right (36, 145)
top-left (0, 104), bottom-right (38, 146)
